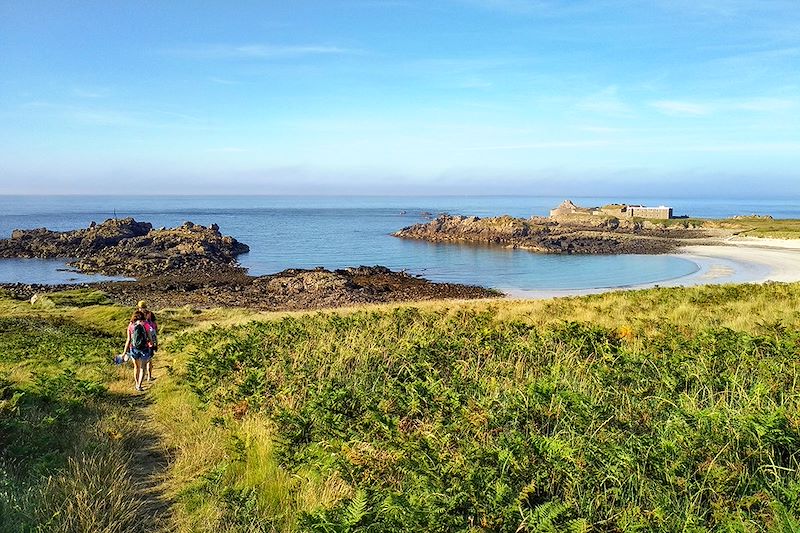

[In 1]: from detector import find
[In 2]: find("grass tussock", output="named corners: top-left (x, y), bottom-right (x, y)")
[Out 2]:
top-left (37, 450), bottom-right (146, 533)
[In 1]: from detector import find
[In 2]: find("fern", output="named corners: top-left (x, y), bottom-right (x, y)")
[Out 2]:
top-left (344, 489), bottom-right (368, 527)
top-left (517, 500), bottom-right (570, 532)
top-left (567, 518), bottom-right (590, 533)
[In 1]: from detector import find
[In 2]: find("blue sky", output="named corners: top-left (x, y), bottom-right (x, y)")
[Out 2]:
top-left (1, 0), bottom-right (798, 195)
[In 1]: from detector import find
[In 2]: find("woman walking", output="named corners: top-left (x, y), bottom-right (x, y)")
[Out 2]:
top-left (138, 300), bottom-right (158, 381)
top-left (143, 310), bottom-right (158, 381)
top-left (123, 310), bottom-right (153, 391)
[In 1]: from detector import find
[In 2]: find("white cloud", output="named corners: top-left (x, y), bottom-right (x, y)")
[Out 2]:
top-left (651, 97), bottom-right (797, 116)
top-left (166, 44), bottom-right (360, 60)
top-left (209, 77), bottom-right (239, 85)
top-left (576, 86), bottom-right (634, 116)
top-left (650, 100), bottom-right (711, 116)
top-left (466, 140), bottom-right (612, 150)
top-left (209, 147), bottom-right (248, 153)
top-left (677, 141), bottom-right (800, 152)
top-left (20, 102), bottom-right (208, 130)
top-left (731, 97), bottom-right (796, 112)
top-left (578, 125), bottom-right (626, 134)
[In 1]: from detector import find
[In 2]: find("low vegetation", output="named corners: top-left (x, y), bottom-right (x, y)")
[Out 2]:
top-left (1, 283), bottom-right (799, 531)
top-left (169, 283), bottom-right (799, 532)
top-left (653, 217), bottom-right (800, 239)
top-left (0, 291), bottom-right (253, 532)
top-left (0, 310), bottom-right (149, 532)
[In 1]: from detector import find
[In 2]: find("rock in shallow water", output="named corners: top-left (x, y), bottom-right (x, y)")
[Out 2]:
top-left (0, 217), bottom-right (249, 277)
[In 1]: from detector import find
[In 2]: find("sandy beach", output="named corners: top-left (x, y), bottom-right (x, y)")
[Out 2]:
top-left (679, 237), bottom-right (800, 284)
top-left (505, 236), bottom-right (800, 299)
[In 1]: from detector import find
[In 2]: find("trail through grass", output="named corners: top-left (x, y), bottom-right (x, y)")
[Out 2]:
top-left (2, 283), bottom-right (800, 531)
top-left (0, 295), bottom-right (178, 532)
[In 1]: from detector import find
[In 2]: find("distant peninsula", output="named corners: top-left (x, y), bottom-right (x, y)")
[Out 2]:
top-left (392, 200), bottom-right (796, 254)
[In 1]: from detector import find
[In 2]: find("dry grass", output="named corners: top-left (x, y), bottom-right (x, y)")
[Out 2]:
top-left (35, 450), bottom-right (147, 533)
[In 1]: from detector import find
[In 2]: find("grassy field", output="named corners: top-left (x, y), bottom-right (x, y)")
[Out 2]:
top-left (1, 283), bottom-right (799, 531)
top-left (0, 293), bottom-right (253, 532)
top-left (651, 217), bottom-right (800, 239)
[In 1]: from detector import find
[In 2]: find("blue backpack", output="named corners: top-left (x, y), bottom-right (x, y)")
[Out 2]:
top-left (132, 322), bottom-right (149, 351)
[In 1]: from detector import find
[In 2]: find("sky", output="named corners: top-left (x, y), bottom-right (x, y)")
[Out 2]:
top-left (0, 0), bottom-right (799, 196)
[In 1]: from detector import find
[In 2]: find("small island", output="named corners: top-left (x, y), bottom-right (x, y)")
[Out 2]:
top-left (0, 217), bottom-right (250, 277)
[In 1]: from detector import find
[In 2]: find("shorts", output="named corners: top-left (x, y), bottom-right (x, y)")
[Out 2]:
top-left (129, 348), bottom-right (153, 361)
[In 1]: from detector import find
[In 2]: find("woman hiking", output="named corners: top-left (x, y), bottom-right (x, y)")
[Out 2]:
top-left (123, 310), bottom-right (153, 391)
top-left (138, 300), bottom-right (158, 382)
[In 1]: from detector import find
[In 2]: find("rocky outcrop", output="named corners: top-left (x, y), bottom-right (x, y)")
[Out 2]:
top-left (393, 214), bottom-right (711, 254)
top-left (731, 214), bottom-right (774, 220)
top-left (4, 218), bottom-right (153, 258)
top-left (0, 218), bottom-right (249, 277)
top-left (8, 265), bottom-right (497, 310)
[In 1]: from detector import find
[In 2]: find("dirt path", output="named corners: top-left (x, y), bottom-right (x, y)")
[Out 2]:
top-left (108, 361), bottom-right (174, 532)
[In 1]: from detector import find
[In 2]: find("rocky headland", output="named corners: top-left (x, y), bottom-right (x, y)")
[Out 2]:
top-left (393, 208), bottom-right (718, 255)
top-left (0, 218), bottom-right (250, 276)
top-left (0, 219), bottom-right (498, 309)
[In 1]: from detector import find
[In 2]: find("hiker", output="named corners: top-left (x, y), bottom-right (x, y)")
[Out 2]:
top-left (143, 310), bottom-right (158, 381)
top-left (137, 300), bottom-right (158, 331)
top-left (138, 300), bottom-right (158, 381)
top-left (123, 310), bottom-right (153, 391)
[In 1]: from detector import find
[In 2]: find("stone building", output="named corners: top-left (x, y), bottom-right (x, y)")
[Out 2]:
top-left (549, 200), bottom-right (673, 220)
top-left (625, 205), bottom-right (673, 219)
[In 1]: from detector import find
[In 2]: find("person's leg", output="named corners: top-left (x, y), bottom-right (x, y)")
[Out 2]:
top-left (134, 355), bottom-right (145, 390)
top-left (146, 352), bottom-right (154, 380)
top-left (132, 357), bottom-right (141, 388)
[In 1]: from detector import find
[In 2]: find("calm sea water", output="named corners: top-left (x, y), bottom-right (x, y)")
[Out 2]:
top-left (1, 195), bottom-right (797, 290)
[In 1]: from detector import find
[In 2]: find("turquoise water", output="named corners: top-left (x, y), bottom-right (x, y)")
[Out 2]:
top-left (1, 195), bottom-right (797, 290)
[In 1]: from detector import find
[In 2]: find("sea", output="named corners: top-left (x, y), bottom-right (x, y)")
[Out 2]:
top-left (1, 195), bottom-right (798, 291)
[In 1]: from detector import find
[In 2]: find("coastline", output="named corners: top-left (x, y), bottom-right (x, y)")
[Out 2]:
top-left (504, 236), bottom-right (800, 299)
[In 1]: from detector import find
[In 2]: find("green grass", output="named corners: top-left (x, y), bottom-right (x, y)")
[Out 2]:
top-left (168, 285), bottom-right (800, 532)
top-left (0, 325), bottom-right (148, 532)
top-left (0, 288), bottom-right (266, 532)
top-left (2, 284), bottom-right (800, 531)
top-left (0, 290), bottom-right (165, 532)
top-left (647, 217), bottom-right (800, 239)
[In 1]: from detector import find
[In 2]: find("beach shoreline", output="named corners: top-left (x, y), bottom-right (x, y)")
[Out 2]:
top-left (503, 236), bottom-right (800, 299)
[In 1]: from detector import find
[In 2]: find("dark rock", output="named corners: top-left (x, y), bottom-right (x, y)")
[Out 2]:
top-left (1, 265), bottom-right (499, 311)
top-left (0, 218), bottom-right (249, 277)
